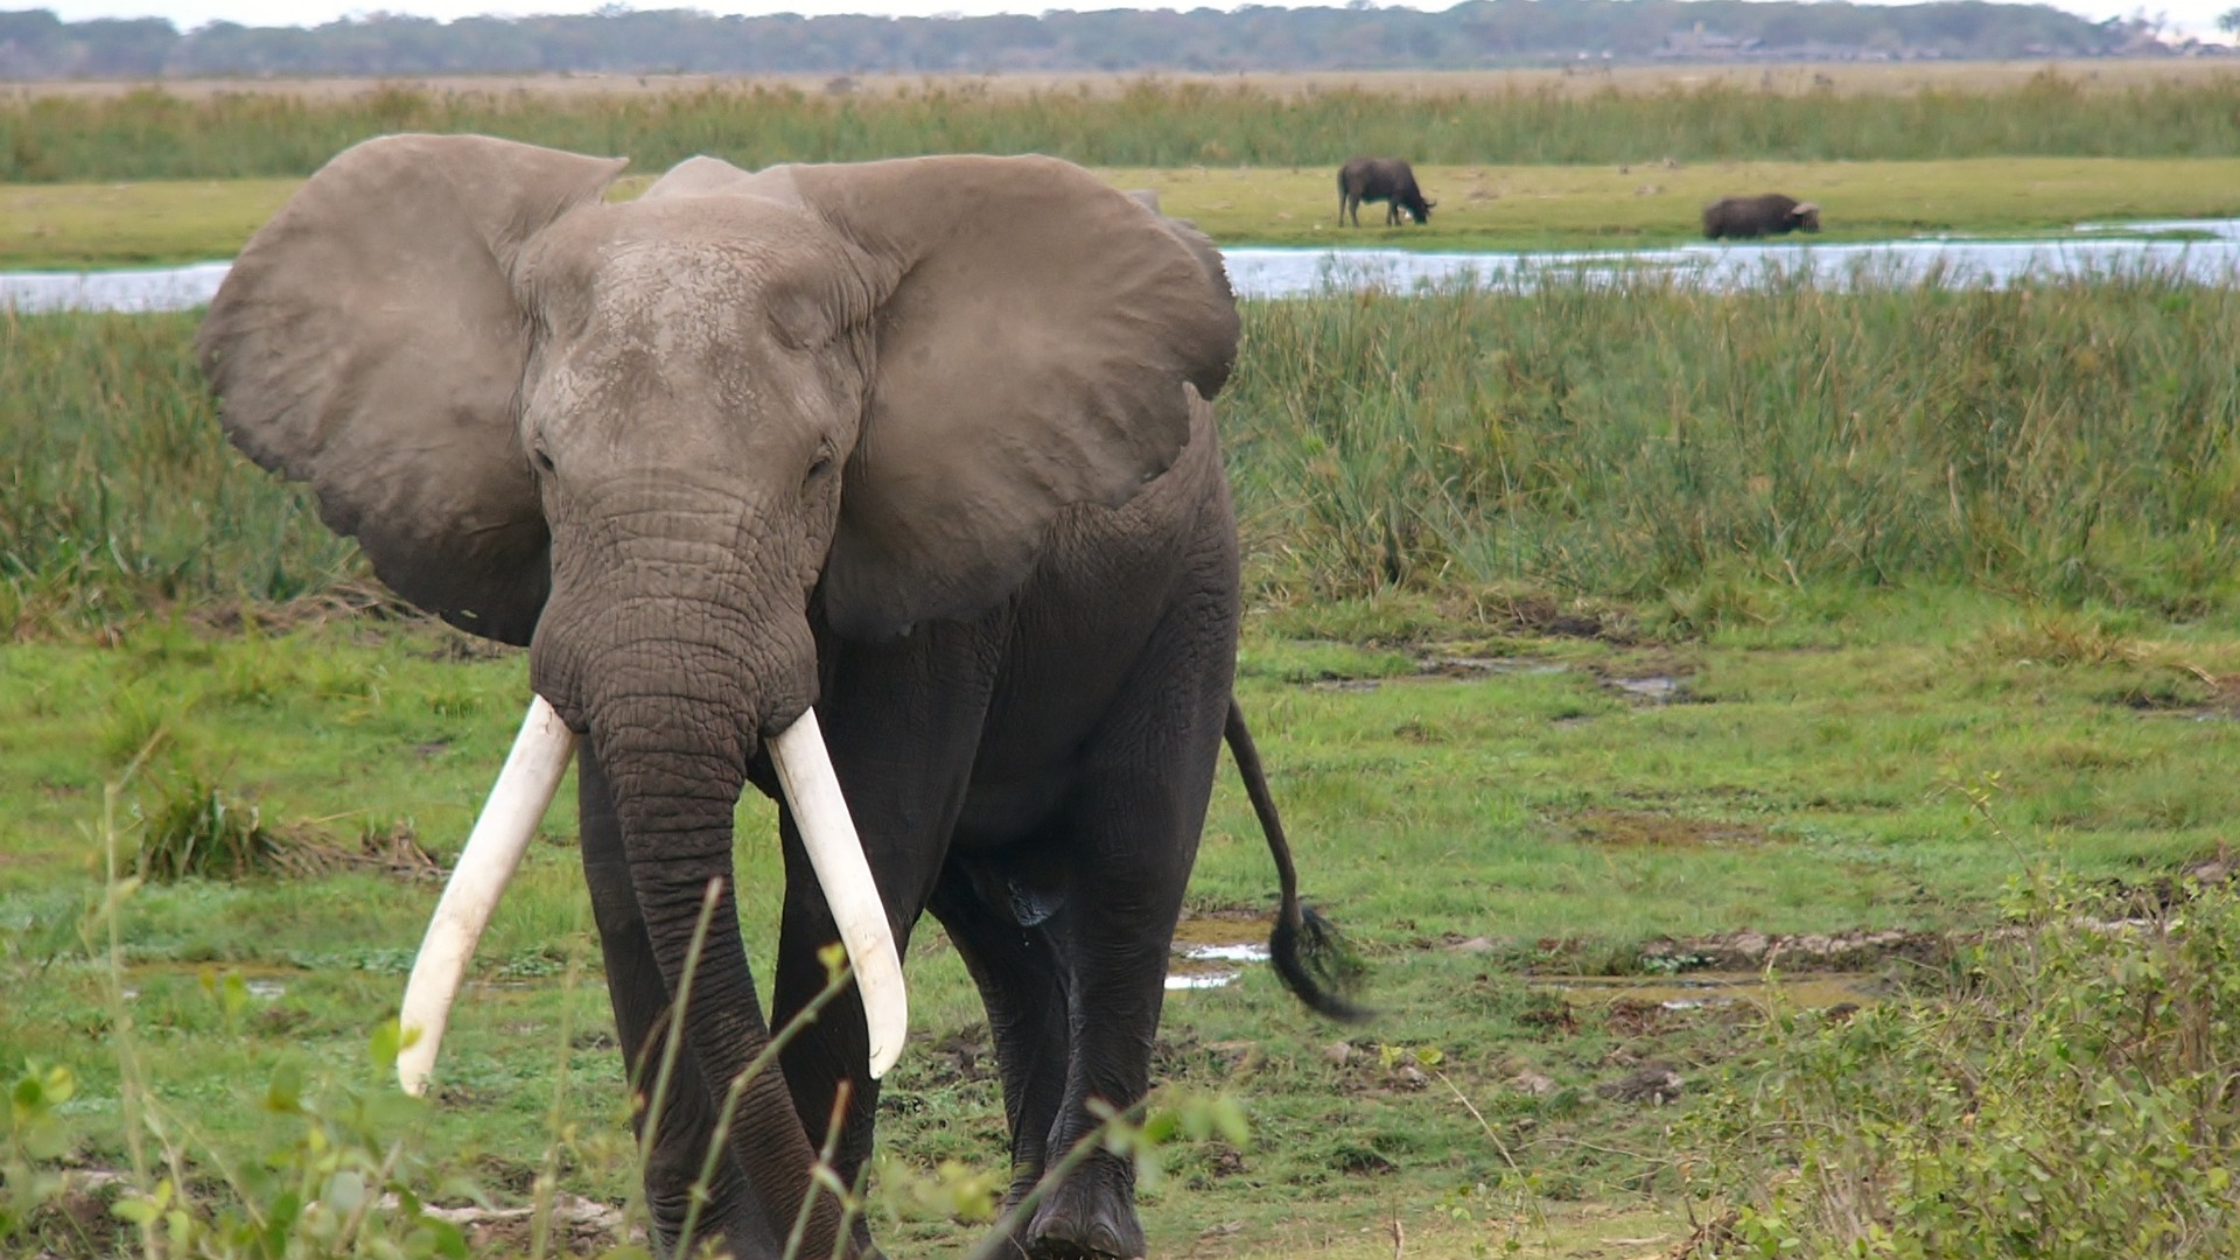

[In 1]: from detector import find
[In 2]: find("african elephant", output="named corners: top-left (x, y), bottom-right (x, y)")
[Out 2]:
top-left (197, 134), bottom-right (1359, 1260)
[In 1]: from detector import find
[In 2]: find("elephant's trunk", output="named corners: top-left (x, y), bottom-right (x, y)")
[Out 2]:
top-left (581, 644), bottom-right (843, 1257)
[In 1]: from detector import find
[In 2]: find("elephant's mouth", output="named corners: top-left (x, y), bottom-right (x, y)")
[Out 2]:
top-left (390, 694), bottom-right (908, 1096)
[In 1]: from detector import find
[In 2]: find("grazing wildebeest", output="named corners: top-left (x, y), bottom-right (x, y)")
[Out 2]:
top-left (1338, 157), bottom-right (1434, 227)
top-left (1701, 193), bottom-right (1822, 240)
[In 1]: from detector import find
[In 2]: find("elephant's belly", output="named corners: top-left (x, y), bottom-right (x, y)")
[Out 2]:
top-left (956, 426), bottom-right (1240, 848)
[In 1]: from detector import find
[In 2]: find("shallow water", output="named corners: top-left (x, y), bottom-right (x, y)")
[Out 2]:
top-left (3, 260), bottom-right (231, 313)
top-left (1222, 219), bottom-right (2240, 298)
top-left (8, 221), bottom-right (2238, 313)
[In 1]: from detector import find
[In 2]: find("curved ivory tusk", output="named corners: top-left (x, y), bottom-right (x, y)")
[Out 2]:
top-left (396, 694), bottom-right (577, 1096)
top-left (767, 709), bottom-right (909, 1078)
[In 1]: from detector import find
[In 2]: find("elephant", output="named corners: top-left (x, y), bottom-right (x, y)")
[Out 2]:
top-left (1701, 192), bottom-right (1822, 240)
top-left (1337, 157), bottom-right (1434, 227)
top-left (196, 133), bottom-right (1361, 1260)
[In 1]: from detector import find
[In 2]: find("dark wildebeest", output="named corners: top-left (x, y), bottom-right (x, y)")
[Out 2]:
top-left (1701, 193), bottom-right (1821, 240)
top-left (1338, 157), bottom-right (1434, 227)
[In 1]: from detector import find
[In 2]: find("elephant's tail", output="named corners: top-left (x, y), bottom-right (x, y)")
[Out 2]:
top-left (1225, 699), bottom-right (1371, 1023)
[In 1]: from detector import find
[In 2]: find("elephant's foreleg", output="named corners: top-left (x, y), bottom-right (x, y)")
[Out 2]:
top-left (579, 747), bottom-right (763, 1251)
top-left (767, 616), bottom-right (1005, 1214)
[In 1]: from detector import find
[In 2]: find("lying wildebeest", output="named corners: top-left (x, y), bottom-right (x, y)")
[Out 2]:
top-left (1338, 157), bottom-right (1434, 227)
top-left (1702, 193), bottom-right (1821, 240)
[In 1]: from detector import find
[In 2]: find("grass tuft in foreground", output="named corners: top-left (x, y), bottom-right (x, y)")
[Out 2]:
top-left (132, 772), bottom-right (286, 883)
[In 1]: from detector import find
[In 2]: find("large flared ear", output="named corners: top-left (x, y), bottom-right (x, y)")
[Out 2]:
top-left (786, 155), bottom-right (1241, 641)
top-left (197, 134), bottom-right (627, 645)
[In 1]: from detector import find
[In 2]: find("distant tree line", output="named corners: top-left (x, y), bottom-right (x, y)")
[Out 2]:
top-left (0, 2), bottom-right (2152, 80)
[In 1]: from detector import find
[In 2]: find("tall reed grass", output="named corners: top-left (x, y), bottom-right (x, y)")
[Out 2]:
top-left (0, 310), bottom-right (362, 636)
top-left (1225, 266), bottom-right (2240, 617)
top-left (5, 72), bottom-right (2240, 181)
top-left (8, 270), bottom-right (2239, 639)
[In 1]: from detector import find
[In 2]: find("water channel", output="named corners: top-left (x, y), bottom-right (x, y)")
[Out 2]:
top-left (6, 220), bottom-right (2237, 313)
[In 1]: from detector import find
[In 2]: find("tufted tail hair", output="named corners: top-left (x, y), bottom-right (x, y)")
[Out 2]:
top-left (1225, 699), bottom-right (1371, 1023)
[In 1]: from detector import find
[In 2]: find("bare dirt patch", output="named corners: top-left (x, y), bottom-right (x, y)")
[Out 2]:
top-left (1567, 809), bottom-right (1767, 849)
top-left (1638, 927), bottom-right (1944, 973)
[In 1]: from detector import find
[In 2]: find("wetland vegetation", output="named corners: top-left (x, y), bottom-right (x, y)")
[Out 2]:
top-left (6, 68), bottom-right (2240, 187)
top-left (6, 68), bottom-right (2240, 1260)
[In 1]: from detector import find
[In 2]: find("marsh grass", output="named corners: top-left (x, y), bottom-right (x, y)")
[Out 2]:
top-left (11, 272), bottom-right (2240, 639)
top-left (5, 72), bottom-right (2240, 183)
top-left (0, 310), bottom-right (364, 638)
top-left (1225, 268), bottom-right (2240, 622)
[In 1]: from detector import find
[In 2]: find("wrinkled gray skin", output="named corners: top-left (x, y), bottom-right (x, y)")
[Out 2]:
top-left (1701, 192), bottom-right (1822, 240)
top-left (1337, 156), bottom-right (1434, 227)
top-left (198, 134), bottom-right (1254, 1260)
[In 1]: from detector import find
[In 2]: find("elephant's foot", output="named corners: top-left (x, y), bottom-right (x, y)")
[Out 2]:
top-left (1023, 1165), bottom-right (1145, 1260)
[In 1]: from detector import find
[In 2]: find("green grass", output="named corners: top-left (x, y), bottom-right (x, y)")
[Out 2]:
top-left (7, 72), bottom-right (2240, 185)
top-left (6, 595), bottom-right (2238, 1256)
top-left (11, 157), bottom-right (2238, 268)
top-left (0, 178), bottom-right (298, 269)
top-left (1228, 271), bottom-right (2240, 619)
top-left (1125, 157), bottom-right (2240, 251)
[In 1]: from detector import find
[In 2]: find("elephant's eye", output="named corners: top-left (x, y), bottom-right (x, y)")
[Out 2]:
top-left (532, 447), bottom-right (556, 475)
top-left (806, 454), bottom-right (834, 482)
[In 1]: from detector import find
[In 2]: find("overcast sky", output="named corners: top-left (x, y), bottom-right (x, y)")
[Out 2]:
top-left (32, 0), bottom-right (2237, 44)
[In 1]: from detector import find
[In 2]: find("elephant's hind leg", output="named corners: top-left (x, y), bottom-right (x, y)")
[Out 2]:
top-left (1025, 636), bottom-right (1231, 1256)
top-left (926, 859), bottom-right (1071, 1233)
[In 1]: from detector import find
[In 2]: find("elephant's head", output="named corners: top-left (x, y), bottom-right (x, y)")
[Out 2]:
top-left (198, 133), bottom-right (1238, 1251)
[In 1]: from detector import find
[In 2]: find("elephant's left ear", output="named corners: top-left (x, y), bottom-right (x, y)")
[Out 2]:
top-left (787, 155), bottom-right (1240, 640)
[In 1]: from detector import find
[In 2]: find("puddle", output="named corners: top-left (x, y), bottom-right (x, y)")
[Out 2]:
top-left (1183, 942), bottom-right (1271, 964)
top-left (1165, 918), bottom-right (1270, 992)
top-left (1604, 674), bottom-right (1682, 702)
top-left (13, 219), bottom-right (2240, 314)
top-left (113, 962), bottom-right (296, 1002)
top-left (1308, 655), bottom-right (1571, 692)
top-left (1537, 971), bottom-right (1882, 1013)
top-left (1423, 656), bottom-right (1571, 679)
top-left (1165, 970), bottom-right (1240, 991)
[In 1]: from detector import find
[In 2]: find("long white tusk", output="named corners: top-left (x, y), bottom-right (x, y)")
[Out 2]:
top-left (396, 694), bottom-right (577, 1096)
top-left (766, 709), bottom-right (909, 1078)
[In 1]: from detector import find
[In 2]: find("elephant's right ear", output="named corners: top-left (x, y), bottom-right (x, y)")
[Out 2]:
top-left (197, 134), bottom-right (626, 645)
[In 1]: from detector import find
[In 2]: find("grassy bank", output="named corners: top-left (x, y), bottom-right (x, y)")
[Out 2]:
top-left (10, 157), bottom-right (2239, 267)
top-left (18, 273), bottom-right (2236, 641)
top-left (5, 71), bottom-right (2240, 183)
